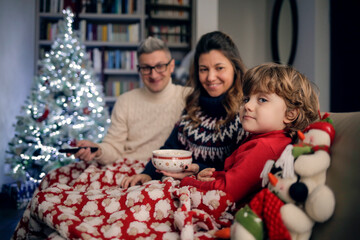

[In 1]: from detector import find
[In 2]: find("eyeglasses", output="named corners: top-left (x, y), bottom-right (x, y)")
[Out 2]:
top-left (137, 59), bottom-right (173, 75)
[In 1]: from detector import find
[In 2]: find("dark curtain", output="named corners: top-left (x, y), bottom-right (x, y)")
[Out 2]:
top-left (330, 0), bottom-right (360, 112)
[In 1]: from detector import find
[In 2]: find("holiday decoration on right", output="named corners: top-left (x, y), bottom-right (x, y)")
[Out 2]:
top-left (215, 113), bottom-right (336, 240)
top-left (5, 8), bottom-right (110, 186)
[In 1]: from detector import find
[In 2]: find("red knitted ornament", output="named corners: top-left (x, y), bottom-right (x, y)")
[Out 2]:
top-left (249, 189), bottom-right (291, 240)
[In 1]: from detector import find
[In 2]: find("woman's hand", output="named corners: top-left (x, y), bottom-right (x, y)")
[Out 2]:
top-left (197, 168), bottom-right (216, 181)
top-left (159, 164), bottom-right (200, 180)
top-left (67, 140), bottom-right (101, 162)
top-left (120, 174), bottom-right (151, 188)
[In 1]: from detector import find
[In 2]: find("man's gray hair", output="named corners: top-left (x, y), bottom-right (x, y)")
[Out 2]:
top-left (137, 36), bottom-right (171, 59)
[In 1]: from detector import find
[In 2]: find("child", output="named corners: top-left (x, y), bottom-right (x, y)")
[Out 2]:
top-left (180, 63), bottom-right (320, 203)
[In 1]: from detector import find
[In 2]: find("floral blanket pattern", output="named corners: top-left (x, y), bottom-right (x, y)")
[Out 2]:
top-left (12, 159), bottom-right (235, 240)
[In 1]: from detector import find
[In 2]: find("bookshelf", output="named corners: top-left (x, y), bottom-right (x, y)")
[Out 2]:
top-left (35, 0), bottom-right (146, 108)
top-left (145, 0), bottom-right (193, 84)
top-left (35, 0), bottom-right (193, 107)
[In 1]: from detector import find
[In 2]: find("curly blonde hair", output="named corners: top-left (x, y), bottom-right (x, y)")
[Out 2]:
top-left (185, 31), bottom-right (247, 129)
top-left (242, 63), bottom-right (320, 136)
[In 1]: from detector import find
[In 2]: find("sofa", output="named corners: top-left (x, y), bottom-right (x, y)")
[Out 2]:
top-left (310, 111), bottom-right (360, 239)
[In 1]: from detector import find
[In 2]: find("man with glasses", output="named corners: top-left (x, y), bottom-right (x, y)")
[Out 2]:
top-left (71, 37), bottom-right (189, 165)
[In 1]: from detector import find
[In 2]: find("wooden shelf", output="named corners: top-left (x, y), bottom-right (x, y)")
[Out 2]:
top-left (104, 69), bottom-right (138, 75)
top-left (145, 0), bottom-right (193, 67)
top-left (35, 0), bottom-right (192, 106)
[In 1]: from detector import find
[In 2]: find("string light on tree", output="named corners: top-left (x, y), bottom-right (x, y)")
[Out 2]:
top-left (6, 8), bottom-right (110, 183)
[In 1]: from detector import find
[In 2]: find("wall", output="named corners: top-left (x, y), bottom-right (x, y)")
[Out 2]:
top-left (218, 0), bottom-right (273, 68)
top-left (0, 0), bottom-right (35, 187)
top-left (218, 0), bottom-right (330, 112)
top-left (193, 0), bottom-right (218, 43)
top-left (294, 0), bottom-right (330, 111)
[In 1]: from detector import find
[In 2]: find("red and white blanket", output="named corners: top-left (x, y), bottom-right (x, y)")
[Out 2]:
top-left (12, 158), bottom-right (235, 239)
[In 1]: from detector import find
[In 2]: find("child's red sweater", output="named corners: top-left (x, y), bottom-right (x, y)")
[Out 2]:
top-left (180, 130), bottom-right (292, 202)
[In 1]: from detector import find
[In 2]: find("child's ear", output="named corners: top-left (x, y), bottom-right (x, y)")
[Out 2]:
top-left (284, 109), bottom-right (299, 124)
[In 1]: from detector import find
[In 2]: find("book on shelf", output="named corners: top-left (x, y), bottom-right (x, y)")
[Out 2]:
top-left (41, 21), bottom-right (139, 44)
top-left (101, 24), bottom-right (108, 41)
top-left (40, 0), bottom-right (138, 14)
top-left (40, 0), bottom-right (76, 13)
top-left (93, 48), bottom-right (102, 73)
top-left (86, 49), bottom-right (138, 72)
top-left (80, 20), bottom-right (86, 41)
top-left (44, 22), bottom-right (59, 41)
top-left (149, 25), bottom-right (187, 44)
top-left (115, 50), bottom-right (121, 69)
top-left (79, 21), bottom-right (139, 42)
top-left (149, 10), bottom-right (189, 18)
top-left (106, 78), bottom-right (140, 97)
top-left (149, 0), bottom-right (190, 6)
top-left (103, 50), bottom-right (138, 70)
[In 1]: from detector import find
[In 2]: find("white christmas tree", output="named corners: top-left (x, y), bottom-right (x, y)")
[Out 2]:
top-left (6, 8), bottom-right (110, 183)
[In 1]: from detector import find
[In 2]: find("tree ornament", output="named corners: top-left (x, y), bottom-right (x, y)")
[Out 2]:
top-left (83, 107), bottom-right (91, 115)
top-left (36, 107), bottom-right (50, 122)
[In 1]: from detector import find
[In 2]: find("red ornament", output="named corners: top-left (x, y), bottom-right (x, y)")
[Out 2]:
top-left (69, 139), bottom-right (77, 147)
top-left (36, 107), bottom-right (49, 122)
top-left (83, 107), bottom-right (91, 115)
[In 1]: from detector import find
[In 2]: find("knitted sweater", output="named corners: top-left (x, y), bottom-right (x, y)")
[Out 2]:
top-left (142, 94), bottom-right (247, 179)
top-left (180, 130), bottom-right (292, 202)
top-left (95, 80), bottom-right (189, 164)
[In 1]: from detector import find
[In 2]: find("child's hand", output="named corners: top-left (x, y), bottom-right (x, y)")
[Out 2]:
top-left (197, 168), bottom-right (215, 182)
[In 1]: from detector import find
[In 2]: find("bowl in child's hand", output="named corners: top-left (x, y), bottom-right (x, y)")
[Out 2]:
top-left (152, 149), bottom-right (192, 173)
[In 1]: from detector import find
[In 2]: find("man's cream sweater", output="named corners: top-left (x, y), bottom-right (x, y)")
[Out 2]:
top-left (96, 81), bottom-right (189, 164)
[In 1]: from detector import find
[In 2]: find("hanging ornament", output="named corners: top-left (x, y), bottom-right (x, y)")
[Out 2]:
top-left (83, 107), bottom-right (91, 115)
top-left (36, 107), bottom-right (50, 122)
top-left (69, 139), bottom-right (77, 147)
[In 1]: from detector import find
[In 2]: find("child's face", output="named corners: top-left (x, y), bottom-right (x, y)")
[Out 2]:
top-left (198, 50), bottom-right (235, 97)
top-left (240, 92), bottom-right (291, 134)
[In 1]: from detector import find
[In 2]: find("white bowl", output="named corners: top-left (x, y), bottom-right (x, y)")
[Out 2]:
top-left (152, 149), bottom-right (192, 173)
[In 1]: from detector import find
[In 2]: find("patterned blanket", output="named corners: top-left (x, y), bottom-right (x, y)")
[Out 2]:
top-left (12, 159), bottom-right (235, 240)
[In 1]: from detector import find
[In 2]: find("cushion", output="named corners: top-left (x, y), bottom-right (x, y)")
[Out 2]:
top-left (311, 112), bottom-right (360, 239)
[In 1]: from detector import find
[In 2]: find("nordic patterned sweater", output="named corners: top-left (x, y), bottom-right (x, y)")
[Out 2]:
top-left (142, 93), bottom-right (247, 180)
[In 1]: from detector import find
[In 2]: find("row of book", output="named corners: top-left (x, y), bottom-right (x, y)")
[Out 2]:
top-left (42, 22), bottom-right (59, 41)
top-left (85, 49), bottom-right (138, 73)
top-left (149, 9), bottom-right (189, 18)
top-left (39, 0), bottom-right (65, 13)
top-left (105, 79), bottom-right (139, 96)
top-left (82, 0), bottom-right (138, 14)
top-left (103, 50), bottom-right (138, 70)
top-left (80, 21), bottom-right (140, 42)
top-left (41, 21), bottom-right (140, 43)
top-left (40, 0), bottom-right (138, 14)
top-left (148, 25), bottom-right (188, 44)
top-left (39, 47), bottom-right (137, 74)
top-left (148, 0), bottom-right (190, 6)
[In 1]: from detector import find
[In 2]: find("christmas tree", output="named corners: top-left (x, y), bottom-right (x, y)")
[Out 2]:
top-left (6, 8), bottom-right (110, 183)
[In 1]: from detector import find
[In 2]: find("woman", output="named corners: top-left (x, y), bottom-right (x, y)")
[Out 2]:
top-left (121, 31), bottom-right (248, 188)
